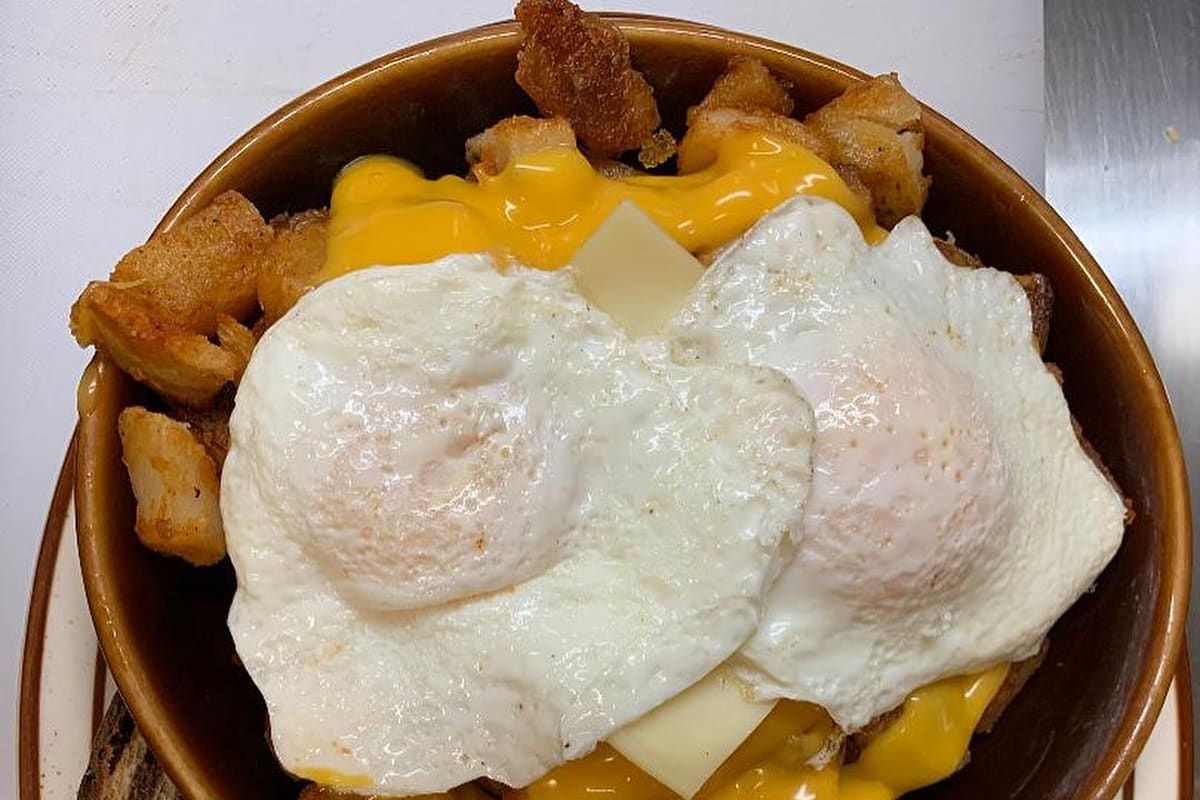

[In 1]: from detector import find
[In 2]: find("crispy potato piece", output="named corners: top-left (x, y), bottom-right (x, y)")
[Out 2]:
top-left (118, 406), bottom-right (225, 566)
top-left (466, 115), bottom-right (577, 176)
top-left (514, 0), bottom-right (660, 157)
top-left (71, 282), bottom-right (240, 406)
top-left (932, 236), bottom-right (984, 269)
top-left (805, 74), bottom-right (929, 227)
top-left (110, 191), bottom-right (272, 334)
top-left (677, 107), bottom-right (835, 173)
top-left (843, 705), bottom-right (903, 765)
top-left (169, 389), bottom-right (232, 469)
top-left (637, 127), bottom-right (677, 168)
top-left (298, 784), bottom-right (490, 800)
top-left (257, 209), bottom-right (328, 325)
top-left (687, 55), bottom-right (794, 125)
top-left (1015, 273), bottom-right (1053, 355)
top-left (215, 313), bottom-right (256, 380)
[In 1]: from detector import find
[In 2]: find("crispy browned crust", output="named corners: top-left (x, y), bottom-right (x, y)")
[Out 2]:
top-left (466, 115), bottom-right (577, 176)
top-left (1014, 273), bottom-right (1054, 356)
top-left (933, 238), bottom-right (1054, 356)
top-left (637, 127), bottom-right (677, 168)
top-left (257, 209), bottom-right (328, 326)
top-left (932, 237), bottom-right (984, 269)
top-left (805, 74), bottom-right (929, 227)
top-left (514, 0), bottom-right (660, 157)
top-left (678, 107), bottom-right (835, 173)
top-left (843, 705), bottom-right (903, 765)
top-left (168, 388), bottom-right (233, 470)
top-left (687, 55), bottom-right (795, 126)
top-left (118, 406), bottom-right (225, 566)
top-left (975, 643), bottom-right (1048, 734)
top-left (215, 313), bottom-right (256, 381)
top-left (70, 282), bottom-right (240, 406)
top-left (110, 190), bottom-right (272, 334)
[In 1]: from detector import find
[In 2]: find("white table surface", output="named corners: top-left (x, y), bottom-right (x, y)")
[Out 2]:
top-left (0, 1), bottom-right (1042, 795)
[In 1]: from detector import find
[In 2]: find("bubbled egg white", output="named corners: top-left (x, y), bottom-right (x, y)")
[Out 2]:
top-left (667, 197), bottom-right (1127, 731)
top-left (221, 255), bottom-right (815, 794)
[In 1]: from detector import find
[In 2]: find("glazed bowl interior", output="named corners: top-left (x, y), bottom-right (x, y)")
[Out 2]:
top-left (75, 16), bottom-right (1190, 800)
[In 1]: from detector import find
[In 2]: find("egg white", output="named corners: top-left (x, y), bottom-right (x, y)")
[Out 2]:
top-left (667, 197), bottom-right (1127, 731)
top-left (222, 255), bottom-right (815, 793)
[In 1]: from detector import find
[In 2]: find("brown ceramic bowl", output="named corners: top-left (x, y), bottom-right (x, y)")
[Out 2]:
top-left (75, 15), bottom-right (1191, 800)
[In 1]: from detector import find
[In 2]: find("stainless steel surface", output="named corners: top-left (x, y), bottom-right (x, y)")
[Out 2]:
top-left (1044, 0), bottom-right (1199, 781)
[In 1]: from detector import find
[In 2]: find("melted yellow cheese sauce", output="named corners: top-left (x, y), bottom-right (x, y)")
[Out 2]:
top-left (512, 666), bottom-right (1009, 800)
top-left (322, 130), bottom-right (883, 279)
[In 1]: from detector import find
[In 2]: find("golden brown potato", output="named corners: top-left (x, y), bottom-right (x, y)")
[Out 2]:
top-left (687, 55), bottom-right (795, 125)
top-left (514, 0), bottom-right (661, 157)
top-left (70, 282), bottom-right (240, 406)
top-left (677, 107), bottom-right (834, 174)
top-left (169, 390), bottom-right (232, 469)
top-left (467, 115), bottom-right (577, 176)
top-left (637, 127), bottom-right (677, 168)
top-left (118, 406), bottom-right (225, 566)
top-left (257, 209), bottom-right (328, 325)
top-left (804, 74), bottom-right (929, 227)
top-left (110, 191), bottom-right (272, 334)
top-left (215, 313), bottom-right (256, 380)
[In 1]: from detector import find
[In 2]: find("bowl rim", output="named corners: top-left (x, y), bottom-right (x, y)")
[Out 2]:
top-left (75, 14), bottom-right (1192, 800)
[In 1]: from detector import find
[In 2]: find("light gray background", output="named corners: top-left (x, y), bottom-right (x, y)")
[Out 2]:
top-left (0, 2), bottom-right (1045, 796)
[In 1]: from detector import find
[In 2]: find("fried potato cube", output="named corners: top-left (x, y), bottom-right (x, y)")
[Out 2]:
top-left (677, 107), bottom-right (834, 173)
top-left (637, 127), bottom-right (677, 168)
top-left (804, 74), bottom-right (930, 227)
top-left (466, 115), bottom-right (577, 176)
top-left (515, 0), bottom-right (660, 157)
top-left (118, 406), bottom-right (225, 566)
top-left (687, 55), bottom-right (795, 125)
top-left (110, 191), bottom-right (272, 334)
top-left (257, 209), bottom-right (328, 326)
top-left (71, 282), bottom-right (241, 406)
top-left (169, 390), bottom-right (232, 469)
top-left (215, 313), bottom-right (257, 380)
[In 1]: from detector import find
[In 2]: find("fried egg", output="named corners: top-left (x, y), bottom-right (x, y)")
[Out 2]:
top-left (222, 255), bottom-right (815, 793)
top-left (666, 197), bottom-right (1127, 731)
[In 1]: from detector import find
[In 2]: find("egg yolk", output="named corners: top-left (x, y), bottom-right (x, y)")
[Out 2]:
top-left (510, 666), bottom-right (1009, 800)
top-left (321, 130), bottom-right (884, 280)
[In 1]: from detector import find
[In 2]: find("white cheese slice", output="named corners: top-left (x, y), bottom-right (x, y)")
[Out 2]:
top-left (569, 204), bottom-right (779, 798)
top-left (570, 200), bottom-right (704, 336)
top-left (607, 667), bottom-right (777, 798)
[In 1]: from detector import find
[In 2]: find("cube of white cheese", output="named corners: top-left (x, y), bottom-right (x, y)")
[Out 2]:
top-left (570, 200), bottom-right (705, 336)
